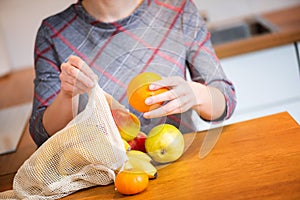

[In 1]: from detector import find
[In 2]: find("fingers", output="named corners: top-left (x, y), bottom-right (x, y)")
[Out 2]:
top-left (144, 76), bottom-right (198, 118)
top-left (148, 77), bottom-right (178, 90)
top-left (143, 100), bottom-right (180, 118)
top-left (145, 77), bottom-right (187, 106)
top-left (144, 95), bottom-right (193, 118)
top-left (59, 55), bottom-right (97, 96)
top-left (60, 66), bottom-right (89, 96)
top-left (68, 55), bottom-right (98, 81)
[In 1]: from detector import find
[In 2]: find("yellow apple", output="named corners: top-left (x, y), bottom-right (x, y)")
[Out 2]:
top-left (111, 109), bottom-right (140, 141)
top-left (145, 124), bottom-right (184, 163)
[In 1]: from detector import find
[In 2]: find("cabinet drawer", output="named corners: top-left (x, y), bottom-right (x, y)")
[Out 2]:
top-left (221, 44), bottom-right (300, 123)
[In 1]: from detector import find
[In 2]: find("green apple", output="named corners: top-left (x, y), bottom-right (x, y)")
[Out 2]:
top-left (145, 124), bottom-right (184, 163)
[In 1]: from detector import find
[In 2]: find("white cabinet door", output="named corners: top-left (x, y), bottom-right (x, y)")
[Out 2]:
top-left (220, 44), bottom-right (300, 124)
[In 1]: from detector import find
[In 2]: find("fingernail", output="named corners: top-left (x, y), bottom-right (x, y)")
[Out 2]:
top-left (88, 81), bottom-right (94, 87)
top-left (145, 98), bottom-right (151, 105)
top-left (149, 84), bottom-right (155, 90)
top-left (143, 112), bottom-right (149, 118)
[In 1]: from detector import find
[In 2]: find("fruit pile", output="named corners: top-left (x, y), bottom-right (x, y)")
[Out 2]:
top-left (112, 72), bottom-right (185, 195)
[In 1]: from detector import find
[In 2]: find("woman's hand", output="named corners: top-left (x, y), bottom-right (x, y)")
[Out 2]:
top-left (143, 76), bottom-right (199, 117)
top-left (60, 56), bottom-right (126, 111)
top-left (59, 55), bottom-right (98, 97)
top-left (43, 55), bottom-right (98, 135)
top-left (143, 76), bottom-right (226, 121)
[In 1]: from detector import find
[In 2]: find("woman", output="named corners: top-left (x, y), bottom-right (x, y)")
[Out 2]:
top-left (30, 0), bottom-right (236, 146)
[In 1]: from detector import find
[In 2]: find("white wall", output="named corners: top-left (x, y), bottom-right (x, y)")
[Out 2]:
top-left (0, 22), bottom-right (11, 76)
top-left (0, 0), bottom-right (76, 72)
top-left (0, 0), bottom-right (299, 72)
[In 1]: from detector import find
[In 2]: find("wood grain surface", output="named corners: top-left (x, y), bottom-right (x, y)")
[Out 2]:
top-left (61, 112), bottom-right (300, 200)
top-left (2, 112), bottom-right (298, 199)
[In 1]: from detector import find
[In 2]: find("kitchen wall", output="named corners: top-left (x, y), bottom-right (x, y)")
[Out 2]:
top-left (0, 0), bottom-right (299, 74)
top-left (0, 0), bottom-right (75, 74)
top-left (0, 23), bottom-right (11, 76)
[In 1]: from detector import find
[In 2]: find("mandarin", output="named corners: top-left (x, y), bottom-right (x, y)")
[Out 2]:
top-left (115, 171), bottom-right (149, 195)
top-left (127, 72), bottom-right (168, 113)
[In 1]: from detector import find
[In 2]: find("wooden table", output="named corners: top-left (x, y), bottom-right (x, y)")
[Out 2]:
top-left (0, 112), bottom-right (300, 199)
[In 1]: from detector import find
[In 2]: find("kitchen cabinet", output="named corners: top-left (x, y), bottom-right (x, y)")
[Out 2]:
top-left (220, 43), bottom-right (300, 125)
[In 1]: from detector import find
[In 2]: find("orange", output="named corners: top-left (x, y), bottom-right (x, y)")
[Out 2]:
top-left (115, 171), bottom-right (149, 195)
top-left (127, 72), bottom-right (168, 113)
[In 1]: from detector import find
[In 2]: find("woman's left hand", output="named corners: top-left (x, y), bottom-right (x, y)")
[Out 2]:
top-left (143, 76), bottom-right (204, 118)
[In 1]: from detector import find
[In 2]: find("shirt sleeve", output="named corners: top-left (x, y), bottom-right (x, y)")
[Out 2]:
top-left (29, 21), bottom-right (62, 146)
top-left (183, 0), bottom-right (237, 121)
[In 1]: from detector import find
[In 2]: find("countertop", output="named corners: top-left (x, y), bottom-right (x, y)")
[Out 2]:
top-left (213, 5), bottom-right (300, 58)
top-left (1, 112), bottom-right (299, 199)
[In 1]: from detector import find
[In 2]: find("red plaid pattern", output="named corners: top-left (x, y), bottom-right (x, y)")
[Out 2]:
top-left (30, 0), bottom-right (236, 146)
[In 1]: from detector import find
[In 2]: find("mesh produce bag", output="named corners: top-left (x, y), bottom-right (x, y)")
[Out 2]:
top-left (0, 82), bottom-right (128, 199)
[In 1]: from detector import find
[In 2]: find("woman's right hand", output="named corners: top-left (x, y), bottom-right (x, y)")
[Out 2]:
top-left (59, 55), bottom-right (98, 97)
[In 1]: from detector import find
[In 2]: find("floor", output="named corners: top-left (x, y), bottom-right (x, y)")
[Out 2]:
top-left (0, 68), bottom-right (35, 154)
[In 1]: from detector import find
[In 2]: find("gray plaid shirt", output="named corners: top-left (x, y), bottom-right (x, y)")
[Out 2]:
top-left (30, 0), bottom-right (236, 146)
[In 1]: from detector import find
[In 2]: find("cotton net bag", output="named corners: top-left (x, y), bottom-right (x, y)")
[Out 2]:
top-left (0, 82), bottom-right (128, 199)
